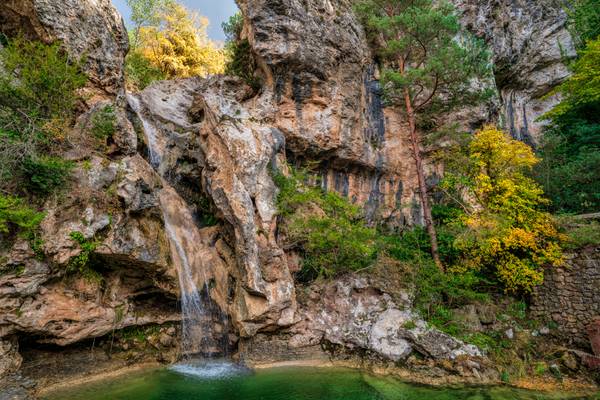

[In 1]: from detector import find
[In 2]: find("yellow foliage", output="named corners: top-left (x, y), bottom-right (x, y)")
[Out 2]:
top-left (452, 126), bottom-right (564, 293)
top-left (136, 2), bottom-right (226, 78)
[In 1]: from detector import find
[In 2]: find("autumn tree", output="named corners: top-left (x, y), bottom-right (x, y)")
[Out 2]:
top-left (444, 126), bottom-right (564, 293)
top-left (125, 0), bottom-right (226, 88)
top-left (354, 0), bottom-right (492, 270)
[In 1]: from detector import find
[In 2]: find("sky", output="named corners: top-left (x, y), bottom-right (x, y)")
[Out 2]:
top-left (111, 0), bottom-right (239, 42)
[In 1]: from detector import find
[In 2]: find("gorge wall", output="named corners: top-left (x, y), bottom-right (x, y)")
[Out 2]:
top-left (0, 0), bottom-right (583, 392)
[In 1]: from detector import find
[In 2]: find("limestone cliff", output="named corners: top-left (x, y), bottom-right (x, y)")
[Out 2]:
top-left (0, 0), bottom-right (582, 391)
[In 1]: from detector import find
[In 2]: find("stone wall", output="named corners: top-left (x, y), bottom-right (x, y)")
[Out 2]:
top-left (531, 247), bottom-right (600, 349)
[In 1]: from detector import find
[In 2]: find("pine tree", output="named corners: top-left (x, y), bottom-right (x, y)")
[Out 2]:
top-left (354, 0), bottom-right (492, 270)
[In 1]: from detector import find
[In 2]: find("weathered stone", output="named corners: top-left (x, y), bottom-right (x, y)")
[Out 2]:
top-left (0, 337), bottom-right (21, 378)
top-left (532, 248), bottom-right (600, 350)
top-left (0, 0), bottom-right (128, 95)
top-left (453, 305), bottom-right (483, 332)
top-left (453, 0), bottom-right (576, 144)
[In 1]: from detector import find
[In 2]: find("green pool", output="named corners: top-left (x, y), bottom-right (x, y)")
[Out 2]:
top-left (43, 362), bottom-right (597, 400)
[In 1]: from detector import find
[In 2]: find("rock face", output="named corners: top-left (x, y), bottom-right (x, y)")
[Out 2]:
top-left (240, 275), bottom-right (494, 382)
top-left (0, 155), bottom-right (180, 351)
top-left (239, 0), bottom-right (422, 226)
top-left (0, 0), bottom-right (128, 95)
top-left (453, 0), bottom-right (576, 144)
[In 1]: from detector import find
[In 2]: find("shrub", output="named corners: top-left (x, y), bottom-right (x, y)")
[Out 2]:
top-left (22, 156), bottom-right (73, 195)
top-left (67, 231), bottom-right (102, 283)
top-left (567, 0), bottom-right (600, 48)
top-left (222, 13), bottom-right (260, 90)
top-left (90, 105), bottom-right (117, 140)
top-left (0, 37), bottom-right (86, 121)
top-left (412, 258), bottom-right (488, 334)
top-left (0, 37), bottom-right (85, 195)
top-left (275, 168), bottom-right (378, 280)
top-left (125, 51), bottom-right (167, 90)
top-left (0, 195), bottom-right (44, 236)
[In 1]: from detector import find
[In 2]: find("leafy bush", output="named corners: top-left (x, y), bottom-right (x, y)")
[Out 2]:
top-left (275, 169), bottom-right (378, 280)
top-left (222, 13), bottom-right (260, 90)
top-left (412, 258), bottom-right (488, 334)
top-left (22, 156), bottom-right (74, 195)
top-left (68, 231), bottom-right (102, 283)
top-left (0, 195), bottom-right (44, 236)
top-left (567, 0), bottom-right (600, 48)
top-left (0, 37), bottom-right (85, 195)
top-left (0, 37), bottom-right (86, 121)
top-left (125, 51), bottom-right (167, 90)
top-left (90, 105), bottom-right (117, 140)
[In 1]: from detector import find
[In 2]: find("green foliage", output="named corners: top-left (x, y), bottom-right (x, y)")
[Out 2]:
top-left (536, 38), bottom-right (600, 214)
top-left (0, 37), bottom-right (86, 121)
top-left (275, 168), bottom-right (378, 280)
top-left (22, 156), bottom-right (73, 195)
top-left (0, 37), bottom-right (85, 195)
top-left (412, 260), bottom-right (488, 334)
top-left (557, 217), bottom-right (600, 249)
top-left (90, 105), bottom-right (117, 140)
top-left (222, 13), bottom-right (260, 90)
top-left (222, 12), bottom-right (243, 42)
top-left (67, 231), bottom-right (102, 283)
top-left (353, 0), bottom-right (493, 123)
top-left (567, 0), bottom-right (600, 48)
top-left (0, 195), bottom-right (44, 236)
top-left (125, 47), bottom-right (167, 90)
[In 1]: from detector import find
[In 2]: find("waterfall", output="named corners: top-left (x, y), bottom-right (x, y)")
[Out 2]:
top-left (160, 186), bottom-right (212, 356)
top-left (127, 92), bottom-right (233, 367)
top-left (127, 93), bottom-right (162, 168)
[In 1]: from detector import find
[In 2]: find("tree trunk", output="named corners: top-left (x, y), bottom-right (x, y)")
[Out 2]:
top-left (403, 88), bottom-right (444, 272)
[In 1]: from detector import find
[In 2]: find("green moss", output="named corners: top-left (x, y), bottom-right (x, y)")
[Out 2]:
top-left (402, 320), bottom-right (417, 330)
top-left (117, 325), bottom-right (161, 342)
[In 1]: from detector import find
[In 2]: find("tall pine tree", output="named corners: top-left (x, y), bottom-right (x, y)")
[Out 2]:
top-left (354, 0), bottom-right (492, 270)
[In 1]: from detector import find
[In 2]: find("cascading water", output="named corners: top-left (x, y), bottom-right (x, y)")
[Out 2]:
top-left (159, 186), bottom-right (211, 356)
top-left (127, 94), bottom-right (163, 168)
top-left (127, 92), bottom-right (242, 377)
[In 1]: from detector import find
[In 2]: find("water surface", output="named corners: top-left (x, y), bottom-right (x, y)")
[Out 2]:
top-left (44, 363), bottom-right (597, 400)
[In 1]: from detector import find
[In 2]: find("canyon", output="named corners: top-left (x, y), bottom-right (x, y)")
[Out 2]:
top-left (0, 0), bottom-right (597, 398)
